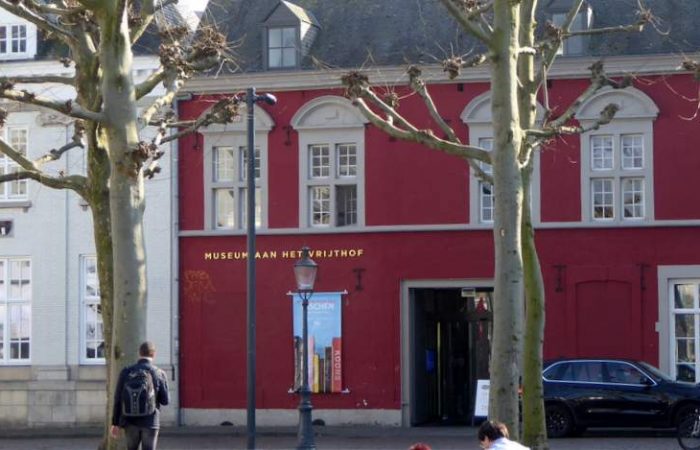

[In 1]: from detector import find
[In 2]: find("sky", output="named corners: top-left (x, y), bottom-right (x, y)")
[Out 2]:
top-left (182, 0), bottom-right (209, 12)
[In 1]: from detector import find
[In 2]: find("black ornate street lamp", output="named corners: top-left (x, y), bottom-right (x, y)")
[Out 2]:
top-left (294, 246), bottom-right (318, 450)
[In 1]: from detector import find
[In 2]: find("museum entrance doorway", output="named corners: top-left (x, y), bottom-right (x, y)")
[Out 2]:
top-left (407, 287), bottom-right (493, 426)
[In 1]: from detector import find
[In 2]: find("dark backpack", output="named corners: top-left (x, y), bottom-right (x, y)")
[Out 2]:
top-left (121, 365), bottom-right (157, 418)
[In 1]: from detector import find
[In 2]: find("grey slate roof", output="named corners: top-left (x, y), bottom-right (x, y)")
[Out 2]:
top-left (201, 0), bottom-right (700, 73)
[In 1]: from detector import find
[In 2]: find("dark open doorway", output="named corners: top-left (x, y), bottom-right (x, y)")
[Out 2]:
top-left (410, 287), bottom-right (492, 426)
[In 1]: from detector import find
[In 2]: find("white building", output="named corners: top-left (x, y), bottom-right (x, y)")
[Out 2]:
top-left (0, 7), bottom-right (187, 426)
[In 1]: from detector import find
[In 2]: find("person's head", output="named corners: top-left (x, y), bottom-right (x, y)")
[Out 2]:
top-left (139, 341), bottom-right (156, 358)
top-left (408, 443), bottom-right (432, 450)
top-left (478, 420), bottom-right (506, 448)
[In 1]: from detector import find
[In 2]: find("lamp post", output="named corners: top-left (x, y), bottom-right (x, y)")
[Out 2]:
top-left (245, 88), bottom-right (277, 450)
top-left (294, 246), bottom-right (318, 450)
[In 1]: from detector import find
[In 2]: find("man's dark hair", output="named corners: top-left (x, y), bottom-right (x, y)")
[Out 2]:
top-left (139, 341), bottom-right (156, 357)
top-left (478, 420), bottom-right (506, 441)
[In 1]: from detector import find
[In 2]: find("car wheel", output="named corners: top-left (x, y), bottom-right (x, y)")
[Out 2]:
top-left (546, 404), bottom-right (574, 438)
top-left (677, 404), bottom-right (700, 428)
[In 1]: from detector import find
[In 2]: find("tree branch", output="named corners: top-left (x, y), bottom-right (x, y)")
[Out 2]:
top-left (407, 65), bottom-right (460, 143)
top-left (33, 120), bottom-right (86, 166)
top-left (352, 97), bottom-right (490, 163)
top-left (0, 75), bottom-right (75, 85)
top-left (545, 61), bottom-right (630, 131)
top-left (0, 169), bottom-right (86, 192)
top-left (159, 96), bottom-right (243, 145)
top-left (135, 67), bottom-right (167, 100)
top-left (0, 87), bottom-right (103, 122)
top-left (438, 0), bottom-right (494, 47)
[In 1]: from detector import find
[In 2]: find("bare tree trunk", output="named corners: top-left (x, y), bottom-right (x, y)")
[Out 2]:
top-left (518, 2), bottom-right (548, 447)
top-left (489, 0), bottom-right (525, 438)
top-left (521, 163), bottom-right (548, 450)
top-left (98, 4), bottom-right (148, 449)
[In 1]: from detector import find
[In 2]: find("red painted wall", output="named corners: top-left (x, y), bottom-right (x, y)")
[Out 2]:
top-left (180, 227), bottom-right (700, 408)
top-left (178, 73), bottom-right (700, 410)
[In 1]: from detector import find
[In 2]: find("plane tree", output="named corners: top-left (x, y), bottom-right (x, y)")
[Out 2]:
top-left (343, 0), bottom-right (649, 447)
top-left (0, 1), bottom-right (238, 448)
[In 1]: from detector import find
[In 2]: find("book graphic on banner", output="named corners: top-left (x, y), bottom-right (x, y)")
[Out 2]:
top-left (292, 292), bottom-right (343, 394)
top-left (331, 337), bottom-right (342, 393)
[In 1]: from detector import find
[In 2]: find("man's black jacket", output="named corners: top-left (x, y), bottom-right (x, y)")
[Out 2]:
top-left (112, 358), bottom-right (169, 429)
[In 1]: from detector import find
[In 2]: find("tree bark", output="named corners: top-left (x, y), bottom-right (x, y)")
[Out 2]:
top-left (488, 0), bottom-right (525, 438)
top-left (521, 162), bottom-right (548, 449)
top-left (98, 3), bottom-right (148, 448)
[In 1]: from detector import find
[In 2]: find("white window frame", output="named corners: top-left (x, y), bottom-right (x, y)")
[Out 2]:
top-left (302, 136), bottom-right (362, 228)
top-left (292, 96), bottom-right (367, 230)
top-left (0, 24), bottom-right (26, 55)
top-left (579, 88), bottom-right (657, 224)
top-left (659, 267), bottom-right (700, 382)
top-left (0, 257), bottom-right (31, 364)
top-left (267, 26), bottom-right (297, 69)
top-left (80, 255), bottom-right (105, 364)
top-left (476, 137), bottom-right (494, 224)
top-left (669, 279), bottom-right (700, 383)
top-left (201, 107), bottom-right (273, 231)
top-left (582, 129), bottom-right (653, 223)
top-left (0, 126), bottom-right (28, 201)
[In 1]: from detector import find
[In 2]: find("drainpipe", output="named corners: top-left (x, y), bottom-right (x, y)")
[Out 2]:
top-left (171, 93), bottom-right (191, 427)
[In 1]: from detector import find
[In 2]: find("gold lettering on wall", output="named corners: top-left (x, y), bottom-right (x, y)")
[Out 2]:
top-left (203, 248), bottom-right (365, 261)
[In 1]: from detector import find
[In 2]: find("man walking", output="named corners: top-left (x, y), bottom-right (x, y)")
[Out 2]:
top-left (111, 341), bottom-right (170, 450)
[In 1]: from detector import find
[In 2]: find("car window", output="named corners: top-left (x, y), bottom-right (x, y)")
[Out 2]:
top-left (545, 361), bottom-right (604, 382)
top-left (605, 362), bottom-right (648, 385)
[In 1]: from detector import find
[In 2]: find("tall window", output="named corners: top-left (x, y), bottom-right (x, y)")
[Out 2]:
top-left (671, 282), bottom-right (700, 382)
top-left (0, 25), bottom-right (26, 55)
top-left (211, 146), bottom-right (262, 229)
top-left (293, 97), bottom-right (366, 229)
top-left (82, 256), bottom-right (104, 363)
top-left (477, 138), bottom-right (494, 223)
top-left (587, 133), bottom-right (647, 221)
top-left (0, 127), bottom-right (28, 201)
top-left (305, 143), bottom-right (358, 227)
top-left (268, 27), bottom-right (296, 68)
top-left (0, 258), bottom-right (31, 363)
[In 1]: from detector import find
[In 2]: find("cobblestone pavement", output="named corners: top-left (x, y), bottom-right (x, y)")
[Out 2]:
top-left (0, 427), bottom-right (681, 450)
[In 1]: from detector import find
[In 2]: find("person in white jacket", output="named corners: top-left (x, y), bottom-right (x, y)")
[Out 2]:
top-left (478, 420), bottom-right (531, 450)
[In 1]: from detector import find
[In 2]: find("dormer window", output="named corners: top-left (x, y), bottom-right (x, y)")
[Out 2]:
top-left (262, 1), bottom-right (320, 71)
top-left (268, 26), bottom-right (297, 68)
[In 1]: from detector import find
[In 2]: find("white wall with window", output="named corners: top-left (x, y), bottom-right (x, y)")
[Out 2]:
top-left (0, 126), bottom-right (28, 202)
top-left (201, 105), bottom-right (274, 231)
top-left (80, 255), bottom-right (104, 364)
top-left (291, 96), bottom-right (367, 229)
top-left (0, 258), bottom-right (31, 364)
top-left (461, 91), bottom-right (542, 226)
top-left (578, 87), bottom-right (658, 224)
top-left (0, 9), bottom-right (37, 60)
top-left (658, 266), bottom-right (700, 383)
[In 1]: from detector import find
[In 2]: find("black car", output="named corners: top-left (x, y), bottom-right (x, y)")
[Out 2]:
top-left (543, 358), bottom-right (700, 437)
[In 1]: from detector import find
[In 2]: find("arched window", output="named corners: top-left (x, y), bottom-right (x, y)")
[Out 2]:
top-left (578, 87), bottom-right (658, 223)
top-left (291, 96), bottom-right (367, 228)
top-left (200, 105), bottom-right (274, 230)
